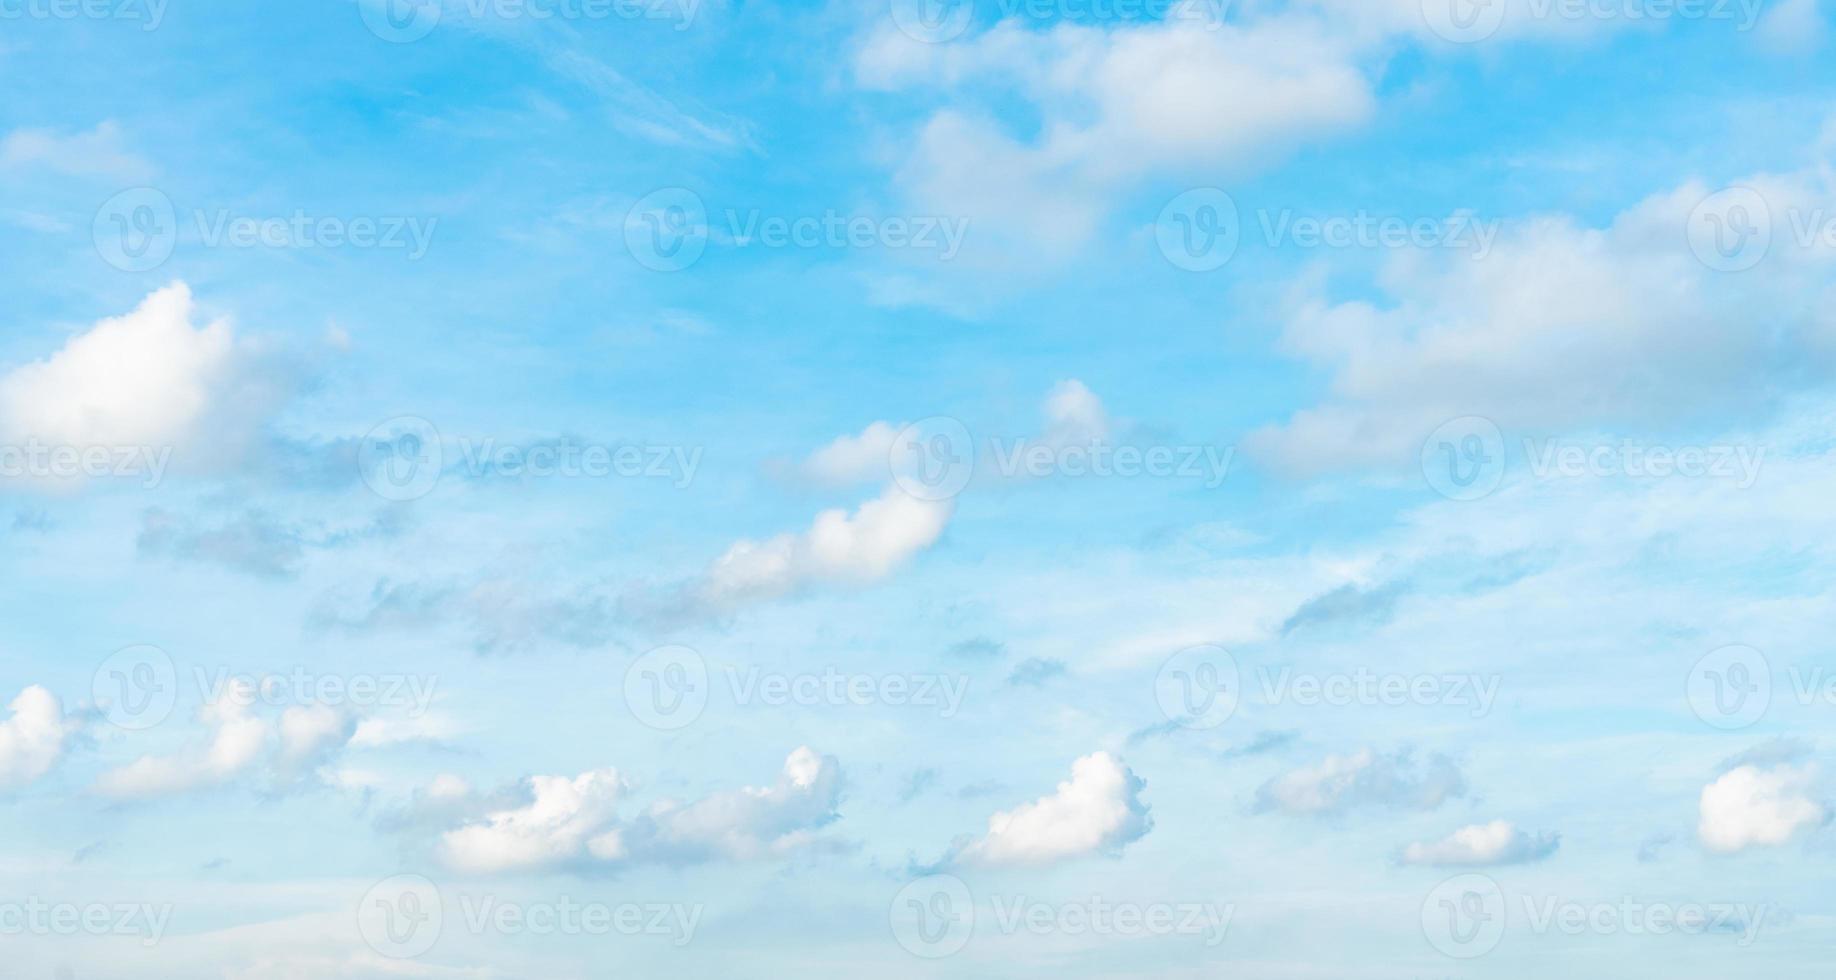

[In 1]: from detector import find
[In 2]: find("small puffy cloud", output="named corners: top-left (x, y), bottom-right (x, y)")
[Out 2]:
top-left (1256, 747), bottom-right (1466, 816)
top-left (1041, 379), bottom-right (1110, 446)
top-left (435, 747), bottom-right (843, 874)
top-left (0, 686), bottom-right (72, 790)
top-left (96, 693), bottom-right (274, 799)
top-left (439, 768), bottom-right (631, 875)
top-left (1399, 820), bottom-right (1560, 867)
top-left (695, 484), bottom-right (952, 608)
top-left (1699, 763), bottom-right (1830, 854)
top-left (951, 752), bottom-right (1152, 867)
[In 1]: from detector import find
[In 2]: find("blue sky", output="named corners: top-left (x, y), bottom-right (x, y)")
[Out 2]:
top-left (3, 0), bottom-right (1836, 976)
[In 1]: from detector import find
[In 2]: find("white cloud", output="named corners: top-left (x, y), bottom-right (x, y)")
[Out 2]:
top-left (96, 691), bottom-right (274, 799)
top-left (954, 751), bottom-right (1152, 866)
top-left (859, 14), bottom-right (1377, 261)
top-left (0, 686), bottom-right (70, 790)
top-left (696, 483), bottom-right (952, 607)
top-left (0, 120), bottom-right (150, 180)
top-left (436, 748), bottom-right (843, 874)
top-left (1699, 763), bottom-right (1829, 853)
top-left (438, 768), bottom-right (631, 874)
top-left (1247, 168), bottom-right (1836, 476)
top-left (1256, 747), bottom-right (1466, 815)
top-left (1, 283), bottom-right (232, 451)
top-left (795, 420), bottom-right (902, 486)
top-left (1399, 819), bottom-right (1560, 866)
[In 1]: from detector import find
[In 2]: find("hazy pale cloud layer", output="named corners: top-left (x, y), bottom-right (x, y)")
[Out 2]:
top-left (2, 0), bottom-right (1834, 976)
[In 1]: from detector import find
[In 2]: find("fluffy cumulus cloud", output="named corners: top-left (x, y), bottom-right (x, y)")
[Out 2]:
top-left (1399, 819), bottom-right (1560, 867)
top-left (694, 484), bottom-right (952, 608)
top-left (950, 752), bottom-right (1152, 867)
top-left (1247, 165), bottom-right (1836, 476)
top-left (1699, 763), bottom-right (1829, 854)
top-left (1256, 747), bottom-right (1466, 815)
top-left (95, 684), bottom-right (356, 799)
top-left (437, 747), bottom-right (843, 874)
top-left (0, 283), bottom-right (293, 487)
top-left (0, 686), bottom-right (72, 790)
